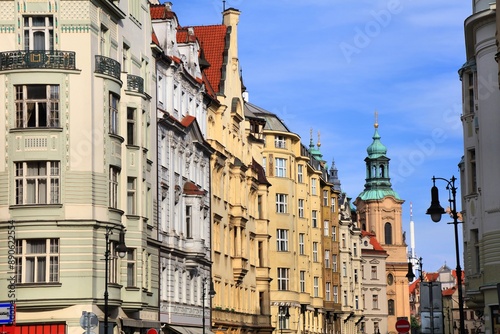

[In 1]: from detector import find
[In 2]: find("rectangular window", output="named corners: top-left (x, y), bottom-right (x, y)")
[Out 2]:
top-left (332, 225), bottom-right (336, 241)
top-left (371, 266), bottom-right (377, 279)
top-left (275, 135), bottom-right (286, 149)
top-left (297, 164), bottom-right (303, 183)
top-left (299, 233), bottom-right (305, 255)
top-left (373, 295), bottom-right (379, 309)
top-left (311, 178), bottom-right (317, 195)
top-left (300, 270), bottom-right (306, 292)
top-left (355, 296), bottom-right (359, 309)
top-left (467, 72), bottom-right (474, 114)
top-left (109, 166), bottom-right (119, 208)
top-left (333, 286), bottom-right (338, 303)
top-left (277, 229), bottom-right (288, 252)
top-left (15, 161), bottom-right (60, 205)
top-left (313, 277), bottom-right (319, 297)
top-left (342, 233), bottom-right (346, 248)
top-left (342, 262), bottom-right (347, 276)
top-left (15, 238), bottom-right (59, 283)
top-left (313, 242), bottom-right (318, 262)
top-left (15, 84), bottom-right (59, 128)
top-left (312, 210), bottom-right (318, 228)
top-left (127, 107), bottom-right (136, 145)
top-left (469, 149), bottom-right (477, 193)
top-left (323, 190), bottom-right (328, 206)
top-left (324, 220), bottom-right (329, 236)
top-left (276, 193), bottom-right (288, 213)
top-left (109, 93), bottom-right (119, 134)
top-left (353, 242), bottom-right (358, 257)
top-left (23, 16), bottom-right (54, 50)
top-left (277, 267), bottom-right (289, 290)
top-left (325, 282), bottom-right (331, 301)
top-left (332, 254), bottom-right (338, 272)
top-left (185, 205), bottom-right (192, 238)
top-left (354, 269), bottom-right (358, 283)
top-left (343, 290), bottom-right (348, 306)
top-left (298, 199), bottom-right (304, 218)
top-left (325, 250), bottom-right (330, 268)
top-left (126, 249), bottom-right (136, 287)
top-left (275, 158), bottom-right (287, 177)
top-left (331, 197), bottom-right (336, 212)
top-left (127, 177), bottom-right (136, 215)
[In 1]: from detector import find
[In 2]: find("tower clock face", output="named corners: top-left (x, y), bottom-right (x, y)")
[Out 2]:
top-left (387, 273), bottom-right (394, 285)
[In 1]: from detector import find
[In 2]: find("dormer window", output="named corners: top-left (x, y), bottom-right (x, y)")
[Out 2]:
top-left (24, 16), bottom-right (54, 51)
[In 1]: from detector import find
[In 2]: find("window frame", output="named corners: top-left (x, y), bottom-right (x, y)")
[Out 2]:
top-left (15, 238), bottom-right (59, 284)
top-left (109, 166), bottom-right (119, 208)
top-left (277, 229), bottom-right (289, 252)
top-left (23, 16), bottom-right (54, 51)
top-left (275, 157), bottom-right (287, 178)
top-left (15, 161), bottom-right (60, 205)
top-left (297, 164), bottom-right (303, 183)
top-left (276, 193), bottom-right (288, 213)
top-left (109, 93), bottom-right (119, 135)
top-left (15, 84), bottom-right (60, 128)
top-left (277, 267), bottom-right (289, 291)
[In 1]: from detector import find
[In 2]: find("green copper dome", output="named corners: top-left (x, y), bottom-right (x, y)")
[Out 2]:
top-left (366, 125), bottom-right (387, 158)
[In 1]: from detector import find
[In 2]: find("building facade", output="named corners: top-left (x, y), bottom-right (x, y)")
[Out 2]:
top-left (460, 2), bottom-right (500, 334)
top-left (0, 0), bottom-right (159, 333)
top-left (354, 122), bottom-right (410, 334)
top-left (361, 231), bottom-right (389, 334)
top-left (189, 7), bottom-right (274, 334)
top-left (150, 3), bottom-right (215, 334)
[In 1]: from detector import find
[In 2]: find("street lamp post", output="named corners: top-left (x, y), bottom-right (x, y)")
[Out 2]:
top-left (426, 176), bottom-right (465, 334)
top-left (104, 227), bottom-right (127, 334)
top-left (202, 278), bottom-right (216, 334)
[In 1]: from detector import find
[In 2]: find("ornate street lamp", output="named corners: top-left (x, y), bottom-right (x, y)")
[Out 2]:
top-left (104, 227), bottom-right (127, 334)
top-left (426, 176), bottom-right (464, 334)
top-left (406, 256), bottom-right (423, 281)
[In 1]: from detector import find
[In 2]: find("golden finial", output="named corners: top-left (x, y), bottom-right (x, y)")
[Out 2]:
top-left (374, 110), bottom-right (379, 128)
top-left (317, 131), bottom-right (321, 148)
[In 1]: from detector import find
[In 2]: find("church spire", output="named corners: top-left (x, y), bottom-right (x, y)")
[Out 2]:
top-left (358, 114), bottom-right (401, 201)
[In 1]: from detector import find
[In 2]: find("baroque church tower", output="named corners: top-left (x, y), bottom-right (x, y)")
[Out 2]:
top-left (354, 119), bottom-right (411, 333)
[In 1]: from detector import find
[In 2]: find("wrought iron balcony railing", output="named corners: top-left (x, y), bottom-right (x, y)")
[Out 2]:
top-left (0, 50), bottom-right (76, 71)
top-left (127, 74), bottom-right (144, 94)
top-left (95, 55), bottom-right (121, 80)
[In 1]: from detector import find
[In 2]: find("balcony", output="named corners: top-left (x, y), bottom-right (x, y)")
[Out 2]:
top-left (95, 55), bottom-right (121, 80)
top-left (0, 50), bottom-right (76, 71)
top-left (127, 74), bottom-right (144, 94)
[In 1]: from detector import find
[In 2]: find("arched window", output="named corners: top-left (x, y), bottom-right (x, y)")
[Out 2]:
top-left (388, 299), bottom-right (395, 315)
top-left (379, 164), bottom-right (385, 177)
top-left (384, 222), bottom-right (392, 245)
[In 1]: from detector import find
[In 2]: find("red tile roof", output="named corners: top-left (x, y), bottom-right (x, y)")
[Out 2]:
top-left (183, 181), bottom-right (205, 195)
top-left (150, 4), bottom-right (176, 20)
top-left (191, 25), bottom-right (227, 93)
top-left (361, 230), bottom-right (386, 252)
top-left (442, 287), bottom-right (456, 297)
top-left (177, 27), bottom-right (198, 43)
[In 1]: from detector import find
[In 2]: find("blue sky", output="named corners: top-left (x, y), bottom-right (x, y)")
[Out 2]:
top-left (169, 0), bottom-right (471, 274)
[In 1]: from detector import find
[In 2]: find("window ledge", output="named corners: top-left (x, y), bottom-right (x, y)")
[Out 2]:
top-left (126, 214), bottom-right (140, 220)
top-left (15, 282), bottom-right (62, 288)
top-left (10, 127), bottom-right (63, 133)
top-left (125, 287), bottom-right (140, 291)
top-left (10, 204), bottom-right (62, 210)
